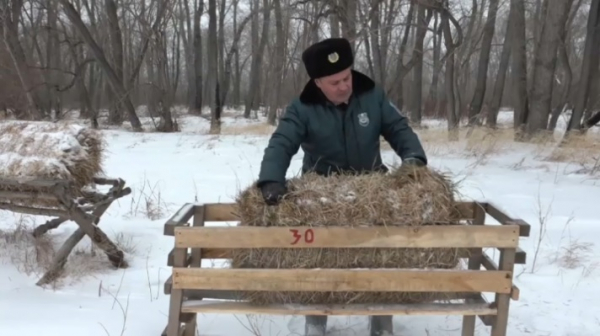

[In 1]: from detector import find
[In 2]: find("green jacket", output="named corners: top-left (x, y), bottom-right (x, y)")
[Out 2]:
top-left (257, 70), bottom-right (427, 186)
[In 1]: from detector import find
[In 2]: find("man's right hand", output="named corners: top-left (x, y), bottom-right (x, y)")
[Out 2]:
top-left (260, 182), bottom-right (287, 205)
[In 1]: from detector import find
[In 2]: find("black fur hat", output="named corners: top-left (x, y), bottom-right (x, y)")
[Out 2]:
top-left (301, 38), bottom-right (354, 79)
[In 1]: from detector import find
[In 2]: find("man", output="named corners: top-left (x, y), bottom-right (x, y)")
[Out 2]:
top-left (256, 37), bottom-right (428, 336)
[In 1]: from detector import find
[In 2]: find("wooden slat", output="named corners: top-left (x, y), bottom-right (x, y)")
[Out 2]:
top-left (0, 177), bottom-right (69, 188)
top-left (485, 203), bottom-right (531, 237)
top-left (164, 203), bottom-right (196, 236)
top-left (515, 247), bottom-right (527, 264)
top-left (204, 203), bottom-right (239, 221)
top-left (167, 249), bottom-right (192, 267)
top-left (173, 268), bottom-right (513, 293)
top-left (180, 300), bottom-right (497, 316)
top-left (174, 225), bottom-right (520, 249)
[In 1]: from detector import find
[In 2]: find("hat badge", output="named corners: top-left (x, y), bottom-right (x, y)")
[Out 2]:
top-left (327, 52), bottom-right (339, 63)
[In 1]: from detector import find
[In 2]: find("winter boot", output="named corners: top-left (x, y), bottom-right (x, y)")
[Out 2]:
top-left (304, 315), bottom-right (327, 336)
top-left (370, 315), bottom-right (394, 336)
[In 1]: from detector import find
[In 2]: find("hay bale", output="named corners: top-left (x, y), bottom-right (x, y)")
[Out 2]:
top-left (0, 121), bottom-right (104, 206)
top-left (232, 166), bottom-right (465, 305)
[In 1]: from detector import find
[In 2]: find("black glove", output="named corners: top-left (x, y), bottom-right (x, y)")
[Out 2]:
top-left (398, 157), bottom-right (427, 178)
top-left (260, 182), bottom-right (287, 205)
top-left (402, 157), bottom-right (426, 168)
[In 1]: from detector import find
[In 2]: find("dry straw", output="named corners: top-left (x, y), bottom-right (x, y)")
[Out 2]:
top-left (0, 121), bottom-right (105, 207)
top-left (232, 166), bottom-right (465, 305)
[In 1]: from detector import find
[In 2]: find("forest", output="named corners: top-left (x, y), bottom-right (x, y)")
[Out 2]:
top-left (0, 0), bottom-right (599, 140)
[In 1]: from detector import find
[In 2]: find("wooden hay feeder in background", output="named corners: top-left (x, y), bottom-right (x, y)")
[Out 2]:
top-left (0, 121), bottom-right (131, 285)
top-left (161, 201), bottom-right (529, 336)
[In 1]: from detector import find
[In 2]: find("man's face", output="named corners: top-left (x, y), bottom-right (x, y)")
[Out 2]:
top-left (314, 67), bottom-right (353, 105)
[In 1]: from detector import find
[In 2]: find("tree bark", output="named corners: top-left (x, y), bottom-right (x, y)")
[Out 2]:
top-left (487, 4), bottom-right (513, 128)
top-left (510, 0), bottom-right (529, 140)
top-left (527, 0), bottom-right (573, 139)
top-left (468, 0), bottom-right (500, 126)
top-left (567, 0), bottom-right (600, 131)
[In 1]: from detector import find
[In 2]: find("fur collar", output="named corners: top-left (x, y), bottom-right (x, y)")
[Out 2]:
top-left (299, 70), bottom-right (376, 105)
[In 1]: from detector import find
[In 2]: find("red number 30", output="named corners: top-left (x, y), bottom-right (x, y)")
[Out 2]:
top-left (289, 228), bottom-right (315, 245)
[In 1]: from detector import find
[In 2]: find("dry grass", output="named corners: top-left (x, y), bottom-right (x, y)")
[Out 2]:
top-left (123, 176), bottom-right (171, 220)
top-left (0, 214), bottom-right (138, 287)
top-left (220, 121), bottom-right (276, 135)
top-left (231, 166), bottom-right (465, 305)
top-left (545, 132), bottom-right (600, 173)
top-left (0, 216), bottom-right (55, 275)
top-left (0, 120), bottom-right (105, 207)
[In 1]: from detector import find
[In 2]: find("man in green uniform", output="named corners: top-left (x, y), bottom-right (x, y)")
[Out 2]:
top-left (256, 37), bottom-right (428, 336)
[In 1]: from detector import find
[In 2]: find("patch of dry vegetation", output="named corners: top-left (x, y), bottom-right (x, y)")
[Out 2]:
top-left (0, 216), bottom-right (55, 275)
top-left (220, 121), bottom-right (276, 136)
top-left (0, 214), bottom-right (139, 287)
top-left (545, 132), bottom-right (600, 174)
top-left (123, 175), bottom-right (172, 220)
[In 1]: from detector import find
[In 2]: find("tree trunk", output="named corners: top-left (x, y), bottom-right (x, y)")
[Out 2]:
top-left (566, 0), bottom-right (600, 131)
top-left (487, 4), bottom-right (513, 128)
top-left (193, 0), bottom-right (204, 113)
top-left (467, 0), bottom-right (500, 126)
top-left (526, 0), bottom-right (573, 139)
top-left (243, 0), bottom-right (271, 118)
top-left (208, 0), bottom-right (220, 133)
top-left (268, 0), bottom-right (285, 125)
top-left (104, 0), bottom-right (125, 125)
top-left (510, 0), bottom-right (529, 140)
top-left (410, 4), bottom-right (432, 126)
top-left (441, 5), bottom-right (459, 141)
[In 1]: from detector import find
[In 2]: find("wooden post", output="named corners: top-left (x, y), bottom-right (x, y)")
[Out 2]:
top-left (461, 202), bottom-right (486, 336)
top-left (166, 246), bottom-right (188, 336)
top-left (491, 248), bottom-right (516, 336)
top-left (183, 205), bottom-right (205, 336)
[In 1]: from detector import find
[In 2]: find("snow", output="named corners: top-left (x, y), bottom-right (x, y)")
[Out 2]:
top-left (1, 110), bottom-right (600, 336)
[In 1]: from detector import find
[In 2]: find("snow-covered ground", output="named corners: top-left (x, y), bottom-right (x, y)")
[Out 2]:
top-left (1, 109), bottom-right (599, 336)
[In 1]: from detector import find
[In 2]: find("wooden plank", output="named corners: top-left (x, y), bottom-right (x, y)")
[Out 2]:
top-left (164, 203), bottom-right (195, 236)
top-left (0, 202), bottom-right (69, 218)
top-left (485, 203), bottom-right (531, 237)
top-left (167, 249), bottom-right (192, 267)
top-left (174, 225), bottom-right (520, 249)
top-left (0, 177), bottom-right (69, 188)
top-left (204, 203), bottom-right (239, 221)
top-left (180, 300), bottom-right (498, 316)
top-left (173, 268), bottom-right (513, 293)
top-left (515, 247), bottom-right (527, 264)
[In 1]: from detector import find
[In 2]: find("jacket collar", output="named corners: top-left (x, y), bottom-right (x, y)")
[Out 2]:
top-left (299, 70), bottom-right (375, 105)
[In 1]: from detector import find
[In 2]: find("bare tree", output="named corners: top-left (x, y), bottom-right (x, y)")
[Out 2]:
top-left (526, 0), bottom-right (574, 139)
